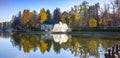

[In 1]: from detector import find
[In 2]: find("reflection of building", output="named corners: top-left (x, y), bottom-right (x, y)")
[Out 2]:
top-left (41, 34), bottom-right (52, 39)
top-left (98, 44), bottom-right (105, 58)
top-left (52, 34), bottom-right (68, 44)
top-left (52, 21), bottom-right (68, 32)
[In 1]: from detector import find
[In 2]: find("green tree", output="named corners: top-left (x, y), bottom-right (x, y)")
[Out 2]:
top-left (53, 8), bottom-right (61, 24)
top-left (11, 11), bottom-right (22, 30)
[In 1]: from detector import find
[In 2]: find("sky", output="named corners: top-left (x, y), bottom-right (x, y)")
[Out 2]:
top-left (0, 0), bottom-right (112, 22)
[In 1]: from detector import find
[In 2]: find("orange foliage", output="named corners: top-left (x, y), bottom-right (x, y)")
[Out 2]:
top-left (22, 9), bottom-right (31, 25)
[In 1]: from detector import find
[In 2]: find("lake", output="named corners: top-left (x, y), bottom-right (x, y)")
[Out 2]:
top-left (0, 32), bottom-right (120, 58)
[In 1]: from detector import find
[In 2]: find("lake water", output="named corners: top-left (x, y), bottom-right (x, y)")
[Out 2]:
top-left (0, 32), bottom-right (120, 58)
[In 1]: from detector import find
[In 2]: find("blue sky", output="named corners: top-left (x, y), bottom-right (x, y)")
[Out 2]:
top-left (0, 0), bottom-right (111, 22)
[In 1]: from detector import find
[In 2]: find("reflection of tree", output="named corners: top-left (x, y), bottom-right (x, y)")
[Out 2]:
top-left (10, 33), bottom-right (22, 50)
top-left (98, 39), bottom-right (120, 50)
top-left (89, 40), bottom-right (97, 49)
top-left (10, 33), bottom-right (40, 53)
top-left (10, 33), bottom-right (53, 54)
top-left (53, 42), bottom-right (61, 53)
top-left (39, 39), bottom-right (48, 54)
top-left (0, 32), bottom-right (10, 38)
top-left (46, 39), bottom-right (52, 52)
top-left (22, 39), bottom-right (32, 53)
top-left (8, 33), bottom-right (120, 58)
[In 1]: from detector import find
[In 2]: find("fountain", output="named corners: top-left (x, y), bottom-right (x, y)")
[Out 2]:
top-left (52, 21), bottom-right (69, 32)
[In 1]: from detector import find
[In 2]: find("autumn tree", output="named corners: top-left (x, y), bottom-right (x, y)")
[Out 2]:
top-left (29, 10), bottom-right (39, 29)
top-left (98, 18), bottom-right (103, 27)
top-left (101, 4), bottom-right (112, 27)
top-left (67, 13), bottom-right (72, 26)
top-left (21, 9), bottom-right (31, 25)
top-left (39, 8), bottom-right (47, 24)
top-left (89, 18), bottom-right (97, 27)
top-left (88, 3), bottom-right (100, 27)
top-left (69, 8), bottom-right (74, 25)
top-left (61, 11), bottom-right (68, 23)
top-left (114, 0), bottom-right (120, 27)
top-left (74, 5), bottom-right (80, 22)
top-left (71, 6), bottom-right (81, 28)
top-left (79, 1), bottom-right (89, 27)
top-left (44, 9), bottom-right (52, 24)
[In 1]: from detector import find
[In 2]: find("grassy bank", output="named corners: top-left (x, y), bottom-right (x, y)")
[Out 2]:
top-left (72, 27), bottom-right (120, 32)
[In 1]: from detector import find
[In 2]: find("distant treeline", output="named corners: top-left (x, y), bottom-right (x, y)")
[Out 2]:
top-left (0, 0), bottom-right (120, 31)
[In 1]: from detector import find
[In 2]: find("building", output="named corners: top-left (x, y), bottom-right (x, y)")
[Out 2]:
top-left (41, 24), bottom-right (53, 31)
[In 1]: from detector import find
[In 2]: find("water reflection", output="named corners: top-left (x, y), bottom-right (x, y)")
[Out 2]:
top-left (52, 34), bottom-right (69, 44)
top-left (0, 32), bottom-right (120, 58)
top-left (98, 44), bottom-right (105, 58)
top-left (0, 32), bottom-right (10, 38)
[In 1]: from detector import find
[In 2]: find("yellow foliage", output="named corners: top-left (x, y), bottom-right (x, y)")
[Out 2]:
top-left (39, 8), bottom-right (47, 24)
top-left (74, 9), bottom-right (80, 21)
top-left (74, 41), bottom-right (80, 47)
top-left (61, 14), bottom-right (66, 23)
top-left (39, 40), bottom-right (48, 54)
top-left (22, 39), bottom-right (32, 53)
top-left (99, 18), bottom-right (103, 25)
top-left (67, 14), bottom-right (72, 25)
top-left (89, 40), bottom-right (97, 49)
top-left (89, 18), bottom-right (97, 27)
top-left (75, 15), bottom-right (80, 21)
top-left (22, 10), bottom-right (31, 25)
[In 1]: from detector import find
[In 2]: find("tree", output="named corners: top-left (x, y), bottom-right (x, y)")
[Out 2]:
top-left (21, 9), bottom-right (31, 25)
top-left (88, 3), bottom-right (100, 27)
top-left (98, 18), bottom-right (103, 27)
top-left (70, 6), bottom-right (81, 28)
top-left (61, 13), bottom-right (66, 23)
top-left (89, 18), bottom-right (97, 27)
top-left (61, 11), bottom-right (68, 23)
top-left (74, 5), bottom-right (80, 22)
top-left (29, 10), bottom-right (39, 29)
top-left (67, 13), bottom-right (72, 26)
top-left (39, 8), bottom-right (47, 24)
top-left (79, 1), bottom-right (89, 27)
top-left (101, 4), bottom-right (112, 27)
top-left (11, 11), bottom-right (22, 30)
top-left (53, 8), bottom-right (61, 24)
top-left (114, 0), bottom-right (120, 11)
top-left (44, 9), bottom-right (52, 24)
